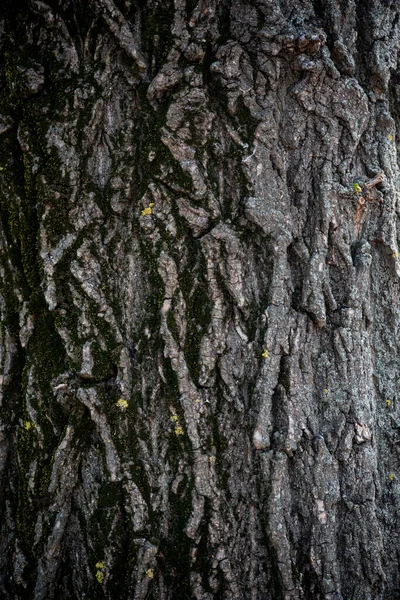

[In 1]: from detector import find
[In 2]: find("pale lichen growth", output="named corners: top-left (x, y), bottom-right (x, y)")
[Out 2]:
top-left (116, 398), bottom-right (129, 411)
top-left (95, 561), bottom-right (106, 583)
top-left (146, 568), bottom-right (154, 579)
top-left (261, 349), bottom-right (269, 358)
top-left (170, 413), bottom-right (184, 435)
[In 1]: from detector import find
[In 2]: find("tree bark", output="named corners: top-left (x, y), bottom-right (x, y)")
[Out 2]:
top-left (1, 0), bottom-right (400, 598)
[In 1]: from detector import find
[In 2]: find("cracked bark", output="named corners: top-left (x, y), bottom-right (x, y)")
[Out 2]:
top-left (1, 1), bottom-right (400, 599)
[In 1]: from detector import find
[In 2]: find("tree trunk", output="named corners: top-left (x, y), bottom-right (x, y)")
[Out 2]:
top-left (1, 1), bottom-right (399, 598)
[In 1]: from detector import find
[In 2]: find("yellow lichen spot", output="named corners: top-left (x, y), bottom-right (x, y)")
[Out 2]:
top-left (96, 561), bottom-right (106, 570)
top-left (353, 182), bottom-right (362, 193)
top-left (392, 250), bottom-right (398, 259)
top-left (116, 398), bottom-right (129, 411)
top-left (209, 456), bottom-right (215, 463)
top-left (146, 569), bottom-right (154, 579)
top-left (24, 421), bottom-right (31, 431)
top-left (323, 389), bottom-right (329, 394)
top-left (96, 571), bottom-right (105, 584)
top-left (389, 473), bottom-right (396, 481)
top-left (141, 206), bottom-right (152, 216)
top-left (170, 415), bottom-right (179, 423)
top-left (388, 134), bottom-right (393, 141)
top-left (174, 425), bottom-right (184, 436)
top-left (386, 399), bottom-right (392, 407)
top-left (194, 398), bottom-right (201, 403)
top-left (261, 349), bottom-right (269, 358)
top-left (149, 202), bottom-right (155, 207)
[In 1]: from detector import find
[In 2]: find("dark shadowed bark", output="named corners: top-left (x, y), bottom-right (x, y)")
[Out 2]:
top-left (1, 0), bottom-right (400, 598)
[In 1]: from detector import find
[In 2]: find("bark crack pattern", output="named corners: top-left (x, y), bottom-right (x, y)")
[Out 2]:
top-left (0, 0), bottom-right (400, 599)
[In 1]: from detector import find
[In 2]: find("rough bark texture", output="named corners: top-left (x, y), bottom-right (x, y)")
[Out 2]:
top-left (1, 0), bottom-right (400, 598)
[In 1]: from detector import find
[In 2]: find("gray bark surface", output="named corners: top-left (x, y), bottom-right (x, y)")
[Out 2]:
top-left (0, 0), bottom-right (400, 598)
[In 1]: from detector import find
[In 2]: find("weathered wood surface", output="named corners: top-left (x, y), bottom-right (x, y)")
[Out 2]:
top-left (0, 1), bottom-right (400, 598)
